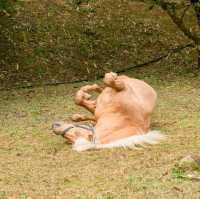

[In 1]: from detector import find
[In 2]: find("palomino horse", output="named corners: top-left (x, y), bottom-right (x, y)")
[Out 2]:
top-left (52, 72), bottom-right (164, 151)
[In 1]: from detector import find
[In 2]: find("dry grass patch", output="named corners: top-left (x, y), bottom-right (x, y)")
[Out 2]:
top-left (0, 71), bottom-right (200, 198)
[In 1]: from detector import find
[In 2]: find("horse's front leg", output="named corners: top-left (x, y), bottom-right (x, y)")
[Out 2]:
top-left (74, 84), bottom-right (103, 113)
top-left (71, 113), bottom-right (96, 123)
top-left (80, 84), bottom-right (103, 93)
top-left (75, 90), bottom-right (96, 113)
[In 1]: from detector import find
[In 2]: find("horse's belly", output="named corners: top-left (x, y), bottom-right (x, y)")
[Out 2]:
top-left (95, 87), bottom-right (118, 118)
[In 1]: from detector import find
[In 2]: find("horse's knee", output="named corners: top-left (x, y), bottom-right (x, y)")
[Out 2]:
top-left (75, 93), bottom-right (83, 105)
top-left (71, 114), bottom-right (82, 122)
top-left (75, 90), bottom-right (92, 105)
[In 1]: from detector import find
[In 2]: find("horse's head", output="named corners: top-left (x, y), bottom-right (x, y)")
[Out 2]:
top-left (52, 121), bottom-right (94, 144)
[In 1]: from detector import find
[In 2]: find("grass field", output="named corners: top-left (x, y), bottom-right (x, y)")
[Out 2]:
top-left (0, 63), bottom-right (200, 198)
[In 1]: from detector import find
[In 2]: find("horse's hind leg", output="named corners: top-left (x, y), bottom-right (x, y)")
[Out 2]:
top-left (103, 72), bottom-right (125, 91)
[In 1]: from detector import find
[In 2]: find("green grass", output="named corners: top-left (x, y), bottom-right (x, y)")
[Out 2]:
top-left (0, 64), bottom-right (200, 198)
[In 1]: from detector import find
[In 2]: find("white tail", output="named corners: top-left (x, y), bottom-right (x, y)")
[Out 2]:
top-left (96, 131), bottom-right (165, 149)
top-left (73, 131), bottom-right (165, 152)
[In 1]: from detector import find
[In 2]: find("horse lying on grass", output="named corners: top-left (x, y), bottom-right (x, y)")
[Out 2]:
top-left (52, 72), bottom-right (164, 151)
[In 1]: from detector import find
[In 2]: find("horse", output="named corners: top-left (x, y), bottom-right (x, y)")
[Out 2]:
top-left (52, 72), bottom-right (164, 151)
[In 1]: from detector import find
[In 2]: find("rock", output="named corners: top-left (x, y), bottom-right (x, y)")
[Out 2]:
top-left (179, 155), bottom-right (200, 171)
top-left (191, 155), bottom-right (200, 165)
top-left (177, 154), bottom-right (200, 180)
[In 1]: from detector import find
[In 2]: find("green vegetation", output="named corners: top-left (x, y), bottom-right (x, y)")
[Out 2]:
top-left (0, 0), bottom-right (14, 13)
top-left (0, 0), bottom-right (195, 89)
